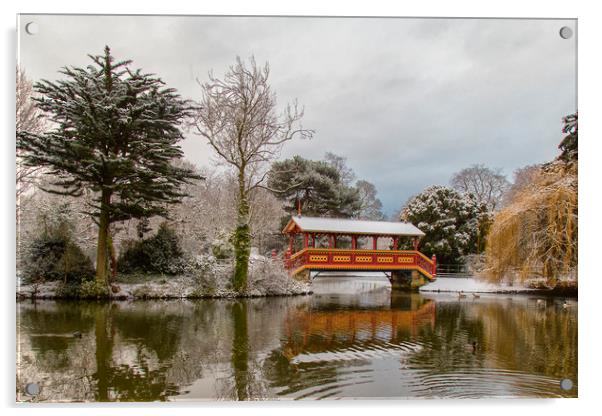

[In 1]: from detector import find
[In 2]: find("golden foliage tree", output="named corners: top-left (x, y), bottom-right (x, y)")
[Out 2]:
top-left (484, 113), bottom-right (577, 285)
top-left (484, 162), bottom-right (577, 284)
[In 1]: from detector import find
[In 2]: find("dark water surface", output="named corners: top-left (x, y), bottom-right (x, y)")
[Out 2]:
top-left (16, 277), bottom-right (577, 401)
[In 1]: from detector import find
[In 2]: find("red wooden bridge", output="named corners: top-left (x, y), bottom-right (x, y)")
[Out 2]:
top-left (282, 216), bottom-right (437, 285)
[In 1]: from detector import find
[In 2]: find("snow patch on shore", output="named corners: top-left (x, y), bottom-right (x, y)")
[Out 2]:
top-left (420, 277), bottom-right (531, 293)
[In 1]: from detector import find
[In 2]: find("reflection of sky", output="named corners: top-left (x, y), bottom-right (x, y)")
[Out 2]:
top-left (18, 16), bottom-right (577, 215)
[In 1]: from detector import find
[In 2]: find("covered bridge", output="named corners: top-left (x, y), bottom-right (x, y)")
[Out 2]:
top-left (282, 216), bottom-right (437, 289)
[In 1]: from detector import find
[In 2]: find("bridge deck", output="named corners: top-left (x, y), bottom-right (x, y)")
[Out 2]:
top-left (286, 248), bottom-right (437, 280)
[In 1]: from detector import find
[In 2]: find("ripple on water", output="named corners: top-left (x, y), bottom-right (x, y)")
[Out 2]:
top-left (290, 340), bottom-right (423, 364)
top-left (281, 333), bottom-right (575, 400)
top-left (414, 367), bottom-right (574, 398)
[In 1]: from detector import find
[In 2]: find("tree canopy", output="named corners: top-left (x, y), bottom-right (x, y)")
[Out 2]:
top-left (267, 155), bottom-right (362, 218)
top-left (400, 185), bottom-right (486, 264)
top-left (450, 164), bottom-right (509, 212)
top-left (17, 46), bottom-right (200, 283)
top-left (355, 179), bottom-right (385, 220)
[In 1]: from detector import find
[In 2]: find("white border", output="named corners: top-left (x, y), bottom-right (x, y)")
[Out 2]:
top-left (2, 1), bottom-right (600, 415)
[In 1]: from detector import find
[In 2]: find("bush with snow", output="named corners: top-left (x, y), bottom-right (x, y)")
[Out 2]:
top-left (247, 258), bottom-right (310, 296)
top-left (401, 185), bottom-right (486, 264)
top-left (117, 223), bottom-right (186, 275)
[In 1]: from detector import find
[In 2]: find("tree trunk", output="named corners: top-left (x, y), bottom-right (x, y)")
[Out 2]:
top-left (107, 232), bottom-right (117, 282)
top-left (95, 190), bottom-right (111, 284)
top-left (233, 170), bottom-right (251, 293)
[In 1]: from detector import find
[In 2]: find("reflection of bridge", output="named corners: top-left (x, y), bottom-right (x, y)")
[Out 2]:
top-left (282, 300), bottom-right (436, 357)
top-left (282, 216), bottom-right (437, 287)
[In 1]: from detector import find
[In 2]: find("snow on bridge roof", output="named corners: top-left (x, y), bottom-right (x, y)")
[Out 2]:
top-left (283, 216), bottom-right (425, 237)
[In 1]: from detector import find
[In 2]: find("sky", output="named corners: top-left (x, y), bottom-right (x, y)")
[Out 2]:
top-left (17, 15), bottom-right (577, 216)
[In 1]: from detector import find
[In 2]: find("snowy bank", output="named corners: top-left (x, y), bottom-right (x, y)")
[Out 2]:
top-left (16, 255), bottom-right (312, 300)
top-left (420, 277), bottom-right (576, 297)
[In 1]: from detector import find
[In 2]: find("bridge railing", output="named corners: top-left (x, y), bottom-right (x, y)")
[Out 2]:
top-left (285, 248), bottom-right (437, 279)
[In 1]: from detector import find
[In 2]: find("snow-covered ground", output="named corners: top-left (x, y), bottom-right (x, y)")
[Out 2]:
top-left (311, 271), bottom-right (535, 294)
top-left (420, 277), bottom-right (531, 293)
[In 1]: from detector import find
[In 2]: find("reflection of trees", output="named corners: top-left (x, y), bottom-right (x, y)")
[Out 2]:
top-left (112, 303), bottom-right (184, 361)
top-left (231, 301), bottom-right (249, 400)
top-left (19, 302), bottom-right (95, 370)
top-left (94, 303), bottom-right (111, 401)
top-left (410, 298), bottom-right (577, 396)
top-left (18, 301), bottom-right (187, 401)
top-left (18, 302), bottom-right (97, 401)
top-left (215, 299), bottom-right (283, 401)
top-left (470, 300), bottom-right (577, 380)
top-left (263, 349), bottom-right (341, 398)
top-left (17, 295), bottom-right (577, 401)
top-left (410, 302), bottom-right (487, 372)
top-left (93, 303), bottom-right (181, 401)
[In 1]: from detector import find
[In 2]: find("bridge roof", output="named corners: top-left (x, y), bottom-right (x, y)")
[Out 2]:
top-left (282, 216), bottom-right (425, 237)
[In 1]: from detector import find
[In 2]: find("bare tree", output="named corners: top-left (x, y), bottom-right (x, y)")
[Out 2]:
top-left (324, 152), bottom-right (356, 186)
top-left (16, 67), bottom-right (46, 202)
top-left (450, 164), bottom-right (510, 212)
top-left (192, 57), bottom-right (312, 291)
top-left (355, 179), bottom-right (385, 220)
top-left (501, 164), bottom-right (542, 207)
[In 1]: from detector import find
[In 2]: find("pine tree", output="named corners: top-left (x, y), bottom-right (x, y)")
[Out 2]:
top-left (17, 46), bottom-right (200, 285)
top-left (559, 112), bottom-right (578, 162)
top-left (267, 155), bottom-right (362, 218)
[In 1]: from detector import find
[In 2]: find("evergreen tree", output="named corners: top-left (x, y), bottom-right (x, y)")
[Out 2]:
top-left (17, 46), bottom-right (200, 284)
top-left (559, 112), bottom-right (578, 162)
top-left (267, 155), bottom-right (362, 218)
top-left (400, 186), bottom-right (486, 264)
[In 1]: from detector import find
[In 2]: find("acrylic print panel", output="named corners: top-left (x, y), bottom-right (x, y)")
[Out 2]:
top-left (16, 15), bottom-right (577, 402)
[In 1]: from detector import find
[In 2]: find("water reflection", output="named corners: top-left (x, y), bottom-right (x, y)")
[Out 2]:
top-left (16, 279), bottom-right (577, 402)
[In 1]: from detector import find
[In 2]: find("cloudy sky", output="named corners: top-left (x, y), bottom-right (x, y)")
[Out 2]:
top-left (18, 15), bottom-right (577, 216)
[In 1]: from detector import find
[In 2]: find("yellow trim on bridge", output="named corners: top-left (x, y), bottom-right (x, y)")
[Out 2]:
top-left (288, 247), bottom-right (432, 262)
top-left (291, 263), bottom-right (435, 281)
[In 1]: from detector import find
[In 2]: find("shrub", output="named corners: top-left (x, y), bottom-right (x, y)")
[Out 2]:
top-left (247, 258), bottom-right (309, 296)
top-left (78, 280), bottom-right (110, 299)
top-left (131, 284), bottom-right (158, 299)
top-left (55, 282), bottom-right (82, 298)
top-left (117, 223), bottom-right (185, 275)
top-left (192, 255), bottom-right (232, 293)
top-left (211, 231), bottom-right (234, 260)
top-left (21, 234), bottom-right (95, 284)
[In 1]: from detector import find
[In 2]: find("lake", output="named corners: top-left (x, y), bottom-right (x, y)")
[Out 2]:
top-left (16, 276), bottom-right (577, 401)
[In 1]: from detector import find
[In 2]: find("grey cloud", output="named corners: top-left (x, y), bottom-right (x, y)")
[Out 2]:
top-left (18, 15), bottom-right (576, 216)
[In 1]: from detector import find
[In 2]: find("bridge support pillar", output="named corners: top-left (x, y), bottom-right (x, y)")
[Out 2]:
top-left (390, 270), bottom-right (427, 292)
